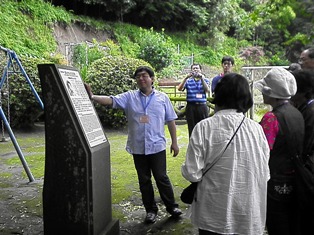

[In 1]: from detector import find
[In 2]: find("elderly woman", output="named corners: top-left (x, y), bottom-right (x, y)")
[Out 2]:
top-left (255, 67), bottom-right (305, 235)
top-left (182, 73), bottom-right (270, 235)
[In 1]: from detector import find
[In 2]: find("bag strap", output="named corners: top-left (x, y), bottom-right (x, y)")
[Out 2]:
top-left (202, 116), bottom-right (245, 177)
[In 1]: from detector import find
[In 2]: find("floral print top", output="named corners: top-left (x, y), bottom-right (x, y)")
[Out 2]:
top-left (260, 111), bottom-right (279, 150)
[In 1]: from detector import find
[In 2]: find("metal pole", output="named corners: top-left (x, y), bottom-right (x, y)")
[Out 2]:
top-left (0, 53), bottom-right (11, 89)
top-left (0, 106), bottom-right (35, 182)
top-left (10, 51), bottom-right (44, 109)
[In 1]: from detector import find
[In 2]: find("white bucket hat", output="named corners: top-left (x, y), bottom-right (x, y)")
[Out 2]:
top-left (254, 67), bottom-right (297, 99)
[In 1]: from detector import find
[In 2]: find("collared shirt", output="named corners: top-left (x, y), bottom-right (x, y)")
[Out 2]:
top-left (111, 89), bottom-right (177, 155)
top-left (181, 109), bottom-right (270, 235)
top-left (184, 77), bottom-right (209, 102)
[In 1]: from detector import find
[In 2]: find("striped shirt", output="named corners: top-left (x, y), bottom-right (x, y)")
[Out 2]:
top-left (184, 77), bottom-right (210, 102)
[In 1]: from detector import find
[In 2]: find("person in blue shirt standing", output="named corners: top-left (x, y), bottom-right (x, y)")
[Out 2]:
top-left (85, 66), bottom-right (182, 224)
top-left (211, 56), bottom-right (235, 95)
top-left (178, 63), bottom-right (210, 137)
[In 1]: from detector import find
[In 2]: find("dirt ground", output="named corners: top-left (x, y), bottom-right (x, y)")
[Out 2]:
top-left (0, 124), bottom-right (197, 235)
top-left (0, 125), bottom-right (271, 235)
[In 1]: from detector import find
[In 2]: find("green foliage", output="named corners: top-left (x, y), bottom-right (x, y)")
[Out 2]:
top-left (0, 0), bottom-right (72, 56)
top-left (1, 55), bottom-right (50, 128)
top-left (18, 0), bottom-right (72, 24)
top-left (170, 32), bottom-right (250, 68)
top-left (113, 24), bottom-right (179, 72)
top-left (72, 41), bottom-right (106, 80)
top-left (112, 23), bottom-right (140, 56)
top-left (100, 39), bottom-right (123, 56)
top-left (2, 0), bottom-right (312, 129)
top-left (158, 63), bottom-right (184, 80)
top-left (73, 43), bottom-right (103, 67)
top-left (249, 0), bottom-right (298, 57)
top-left (72, 39), bottom-right (124, 80)
top-left (267, 53), bottom-right (290, 66)
top-left (137, 28), bottom-right (177, 72)
top-left (285, 33), bottom-right (311, 46)
top-left (86, 56), bottom-right (152, 128)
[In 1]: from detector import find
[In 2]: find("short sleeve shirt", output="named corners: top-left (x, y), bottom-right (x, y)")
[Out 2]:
top-left (111, 89), bottom-right (177, 155)
top-left (184, 78), bottom-right (210, 102)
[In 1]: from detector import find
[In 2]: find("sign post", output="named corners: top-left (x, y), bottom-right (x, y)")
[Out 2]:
top-left (38, 64), bottom-right (119, 235)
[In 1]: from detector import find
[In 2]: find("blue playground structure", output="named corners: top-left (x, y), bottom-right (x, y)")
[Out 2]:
top-left (0, 45), bottom-right (44, 182)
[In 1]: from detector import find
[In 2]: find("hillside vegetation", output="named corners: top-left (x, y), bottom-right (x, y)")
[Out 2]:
top-left (0, 0), bottom-right (291, 71)
top-left (0, 0), bottom-right (311, 128)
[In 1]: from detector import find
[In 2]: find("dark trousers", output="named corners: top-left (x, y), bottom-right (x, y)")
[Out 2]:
top-left (266, 194), bottom-right (299, 235)
top-left (186, 103), bottom-right (209, 137)
top-left (133, 150), bottom-right (178, 213)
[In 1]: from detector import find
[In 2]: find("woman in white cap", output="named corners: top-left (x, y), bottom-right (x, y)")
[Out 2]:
top-left (255, 67), bottom-right (305, 235)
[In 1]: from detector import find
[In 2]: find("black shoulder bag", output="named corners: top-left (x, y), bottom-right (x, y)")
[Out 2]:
top-left (181, 116), bottom-right (245, 204)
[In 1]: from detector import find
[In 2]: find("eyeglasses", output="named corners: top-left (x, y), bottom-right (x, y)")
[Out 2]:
top-left (135, 74), bottom-right (150, 79)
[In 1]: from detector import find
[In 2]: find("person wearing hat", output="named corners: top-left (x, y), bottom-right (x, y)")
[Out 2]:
top-left (255, 67), bottom-right (305, 235)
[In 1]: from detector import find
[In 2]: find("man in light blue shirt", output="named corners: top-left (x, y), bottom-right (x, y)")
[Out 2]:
top-left (85, 66), bottom-right (182, 223)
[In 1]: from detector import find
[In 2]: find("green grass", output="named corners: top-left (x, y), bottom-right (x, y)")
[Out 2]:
top-left (0, 116), bottom-right (268, 233)
top-left (107, 124), bottom-right (191, 205)
top-left (0, 123), bottom-right (191, 219)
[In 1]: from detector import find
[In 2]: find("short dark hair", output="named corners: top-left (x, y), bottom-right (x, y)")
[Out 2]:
top-left (212, 73), bottom-right (253, 113)
top-left (222, 56), bottom-right (235, 65)
top-left (133, 66), bottom-right (155, 78)
top-left (191, 63), bottom-right (202, 69)
top-left (292, 69), bottom-right (314, 99)
top-left (307, 48), bottom-right (314, 59)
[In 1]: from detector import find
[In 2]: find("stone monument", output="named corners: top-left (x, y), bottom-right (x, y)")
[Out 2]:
top-left (38, 64), bottom-right (119, 235)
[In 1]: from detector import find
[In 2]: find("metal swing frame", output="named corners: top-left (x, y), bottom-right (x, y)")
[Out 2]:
top-left (0, 45), bottom-right (44, 182)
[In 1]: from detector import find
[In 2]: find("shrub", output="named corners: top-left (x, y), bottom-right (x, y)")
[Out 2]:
top-left (86, 55), bottom-right (152, 129)
top-left (72, 40), bottom-right (125, 80)
top-left (1, 55), bottom-right (50, 128)
top-left (137, 28), bottom-right (177, 72)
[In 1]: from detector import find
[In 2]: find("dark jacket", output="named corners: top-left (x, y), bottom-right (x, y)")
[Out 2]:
top-left (270, 102), bottom-right (305, 175)
top-left (299, 100), bottom-right (314, 172)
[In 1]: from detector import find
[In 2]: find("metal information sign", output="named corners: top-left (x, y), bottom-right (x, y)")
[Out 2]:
top-left (58, 68), bottom-right (107, 147)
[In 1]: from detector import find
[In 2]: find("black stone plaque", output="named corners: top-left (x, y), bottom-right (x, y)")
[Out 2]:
top-left (38, 64), bottom-right (119, 235)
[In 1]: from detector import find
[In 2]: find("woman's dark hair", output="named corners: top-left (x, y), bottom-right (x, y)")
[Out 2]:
top-left (133, 66), bottom-right (154, 78)
top-left (212, 73), bottom-right (253, 113)
top-left (292, 69), bottom-right (314, 99)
